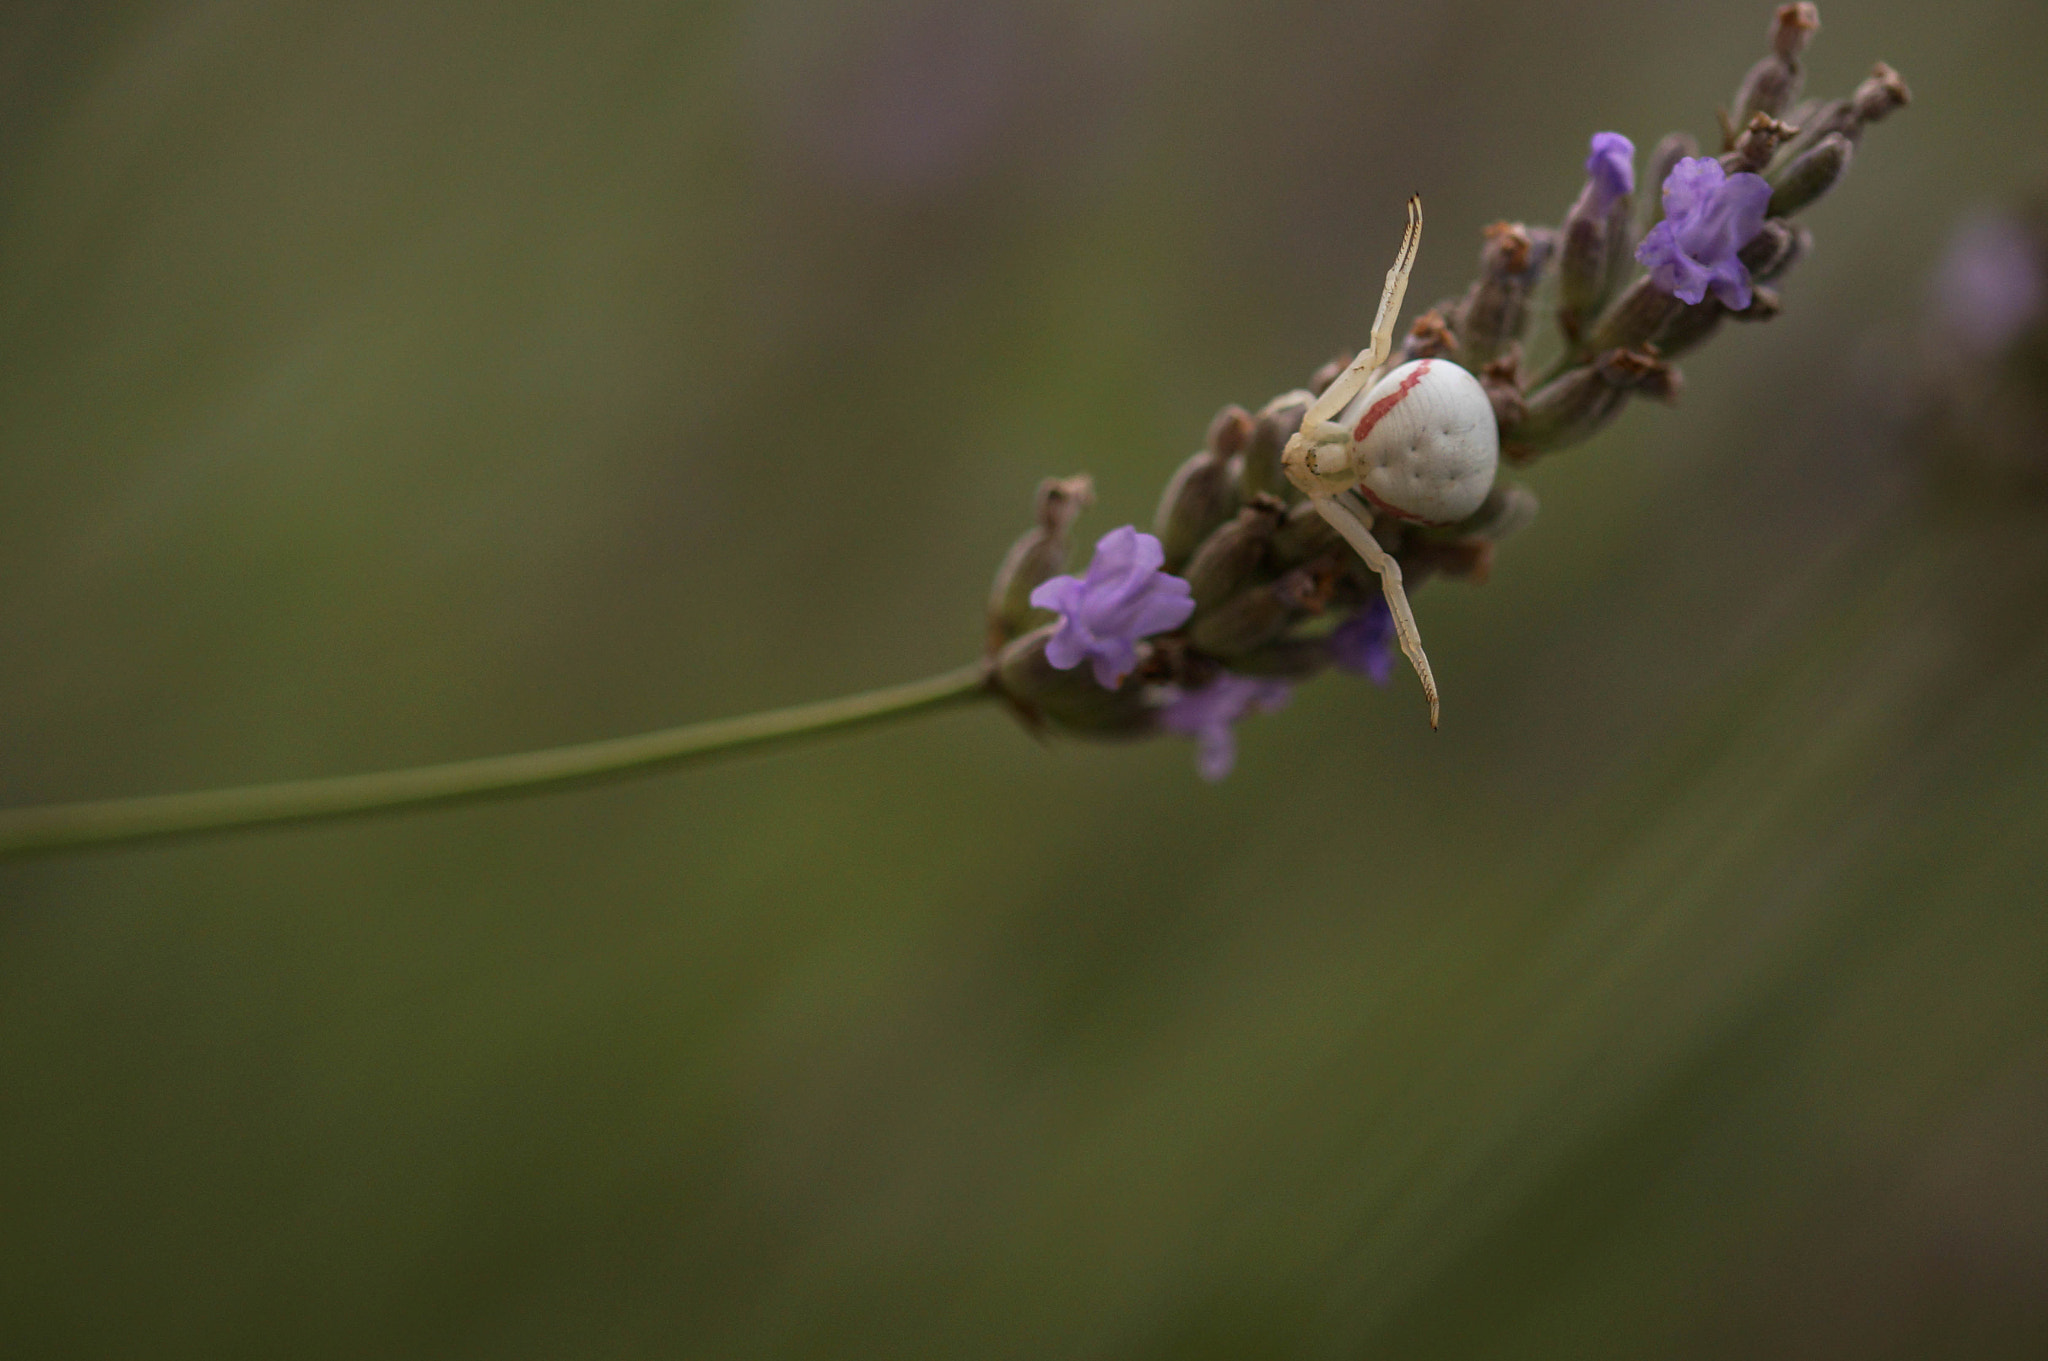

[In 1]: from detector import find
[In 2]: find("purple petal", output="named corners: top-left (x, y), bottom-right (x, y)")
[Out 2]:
top-left (1087, 639), bottom-right (1138, 690)
top-left (1585, 131), bottom-right (1635, 211)
top-left (1029, 527), bottom-right (1192, 690)
top-left (1245, 679), bottom-right (1292, 715)
top-left (1091, 575), bottom-right (1163, 630)
top-left (1711, 172), bottom-right (1772, 249)
top-left (1160, 674), bottom-right (1291, 780)
top-left (1330, 602), bottom-right (1395, 686)
top-left (1661, 157), bottom-right (1725, 221)
top-left (1637, 160), bottom-right (1771, 308)
top-left (1043, 621), bottom-right (1091, 672)
top-left (1083, 525), bottom-right (1153, 584)
top-left (1029, 575), bottom-right (1082, 615)
top-left (1638, 221), bottom-right (1711, 304)
top-left (1195, 727), bottom-right (1237, 782)
top-left (1122, 578), bottom-right (1195, 638)
top-left (1705, 259), bottom-right (1753, 311)
top-left (1157, 690), bottom-right (1218, 737)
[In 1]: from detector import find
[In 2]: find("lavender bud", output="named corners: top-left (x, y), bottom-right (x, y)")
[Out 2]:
top-left (1152, 448), bottom-right (1239, 570)
top-left (1632, 358), bottom-right (1684, 403)
top-left (1604, 196), bottom-right (1639, 304)
top-left (1507, 349), bottom-right (1671, 456)
top-left (1504, 364), bottom-right (1625, 458)
top-left (1224, 636), bottom-right (1334, 681)
top-left (1597, 348), bottom-right (1678, 390)
top-left (1737, 219), bottom-right (1799, 277)
top-left (1456, 222), bottom-right (1547, 368)
top-left (1788, 63), bottom-right (1910, 157)
top-left (1759, 223), bottom-right (1811, 282)
top-left (1589, 274), bottom-right (1685, 352)
top-left (1190, 587), bottom-right (1291, 658)
top-left (1207, 404), bottom-right (1254, 460)
top-left (1782, 97), bottom-right (1821, 131)
top-left (1444, 481), bottom-right (1540, 543)
top-left (1479, 353), bottom-right (1528, 431)
top-left (1183, 495), bottom-right (1285, 614)
top-left (1793, 98), bottom-right (1855, 147)
top-left (1401, 306), bottom-right (1462, 362)
top-left (1772, 4), bottom-right (1821, 62)
top-left (1269, 495), bottom-right (1342, 566)
top-left (1458, 224), bottom-right (1548, 366)
top-left (1560, 133), bottom-right (1635, 340)
top-left (1558, 212), bottom-right (1608, 343)
top-left (1401, 538), bottom-right (1495, 586)
top-left (1851, 62), bottom-right (1911, 130)
top-left (993, 626), bottom-right (1158, 738)
top-left (1240, 390), bottom-right (1312, 500)
top-left (1190, 562), bottom-right (1336, 658)
top-left (1768, 133), bottom-right (1852, 217)
top-left (1723, 114), bottom-right (1800, 175)
top-left (1731, 6), bottom-right (1818, 125)
top-left (1583, 132), bottom-right (1636, 214)
top-left (1732, 56), bottom-right (1798, 128)
top-left (986, 474), bottom-right (1094, 650)
top-left (1732, 58), bottom-right (1797, 126)
top-left (1655, 301), bottom-right (1724, 359)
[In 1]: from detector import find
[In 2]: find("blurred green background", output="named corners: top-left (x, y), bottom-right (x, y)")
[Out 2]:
top-left (5, 1), bottom-right (2048, 1356)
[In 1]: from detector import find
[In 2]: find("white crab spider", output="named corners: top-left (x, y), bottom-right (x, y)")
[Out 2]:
top-left (1281, 196), bottom-right (1500, 729)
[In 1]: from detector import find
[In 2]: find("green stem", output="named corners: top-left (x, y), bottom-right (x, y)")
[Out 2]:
top-left (0, 664), bottom-right (993, 859)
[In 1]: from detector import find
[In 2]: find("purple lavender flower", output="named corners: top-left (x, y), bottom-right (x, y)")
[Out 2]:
top-left (1585, 132), bottom-right (1635, 213)
top-left (1329, 600), bottom-right (1394, 686)
top-left (1159, 674), bottom-right (1291, 782)
top-left (1635, 156), bottom-right (1772, 308)
top-left (1030, 525), bottom-right (1194, 689)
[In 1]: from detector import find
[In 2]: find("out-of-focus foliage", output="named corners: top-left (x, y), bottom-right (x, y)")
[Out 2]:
top-left (4, 2), bottom-right (2048, 1356)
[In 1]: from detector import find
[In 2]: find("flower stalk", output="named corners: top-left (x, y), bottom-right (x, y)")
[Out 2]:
top-left (0, 666), bottom-right (991, 858)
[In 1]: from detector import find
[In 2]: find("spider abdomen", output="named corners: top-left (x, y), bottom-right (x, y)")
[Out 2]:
top-left (1341, 358), bottom-right (1498, 526)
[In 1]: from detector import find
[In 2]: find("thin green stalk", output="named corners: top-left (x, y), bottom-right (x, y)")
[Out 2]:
top-left (0, 664), bottom-right (992, 859)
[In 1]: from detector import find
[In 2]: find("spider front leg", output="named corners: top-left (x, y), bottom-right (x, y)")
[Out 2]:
top-left (1301, 195), bottom-right (1424, 430)
top-left (1310, 490), bottom-right (1440, 729)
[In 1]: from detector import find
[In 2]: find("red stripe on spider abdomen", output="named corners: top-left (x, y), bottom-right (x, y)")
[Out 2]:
top-left (1351, 358), bottom-right (1432, 442)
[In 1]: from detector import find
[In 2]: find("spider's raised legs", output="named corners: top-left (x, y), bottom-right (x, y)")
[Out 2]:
top-left (1278, 196), bottom-right (1441, 727)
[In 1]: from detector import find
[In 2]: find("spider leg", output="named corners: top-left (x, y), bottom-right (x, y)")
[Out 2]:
top-left (1303, 195), bottom-right (1424, 428)
top-left (1311, 491), bottom-right (1440, 729)
top-left (1367, 195), bottom-right (1423, 385)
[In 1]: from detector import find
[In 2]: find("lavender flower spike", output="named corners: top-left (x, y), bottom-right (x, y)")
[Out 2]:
top-left (1636, 156), bottom-right (1772, 308)
top-left (1328, 600), bottom-right (1395, 687)
top-left (1030, 525), bottom-right (1195, 689)
top-left (1160, 674), bottom-right (1292, 782)
top-left (1585, 131), bottom-right (1635, 212)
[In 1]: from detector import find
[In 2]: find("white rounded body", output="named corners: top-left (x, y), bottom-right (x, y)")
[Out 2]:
top-left (1337, 358), bottom-right (1498, 526)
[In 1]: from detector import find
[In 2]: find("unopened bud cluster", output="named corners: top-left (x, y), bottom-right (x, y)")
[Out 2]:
top-left (1463, 3), bottom-right (1908, 464)
top-left (978, 5), bottom-right (1906, 778)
